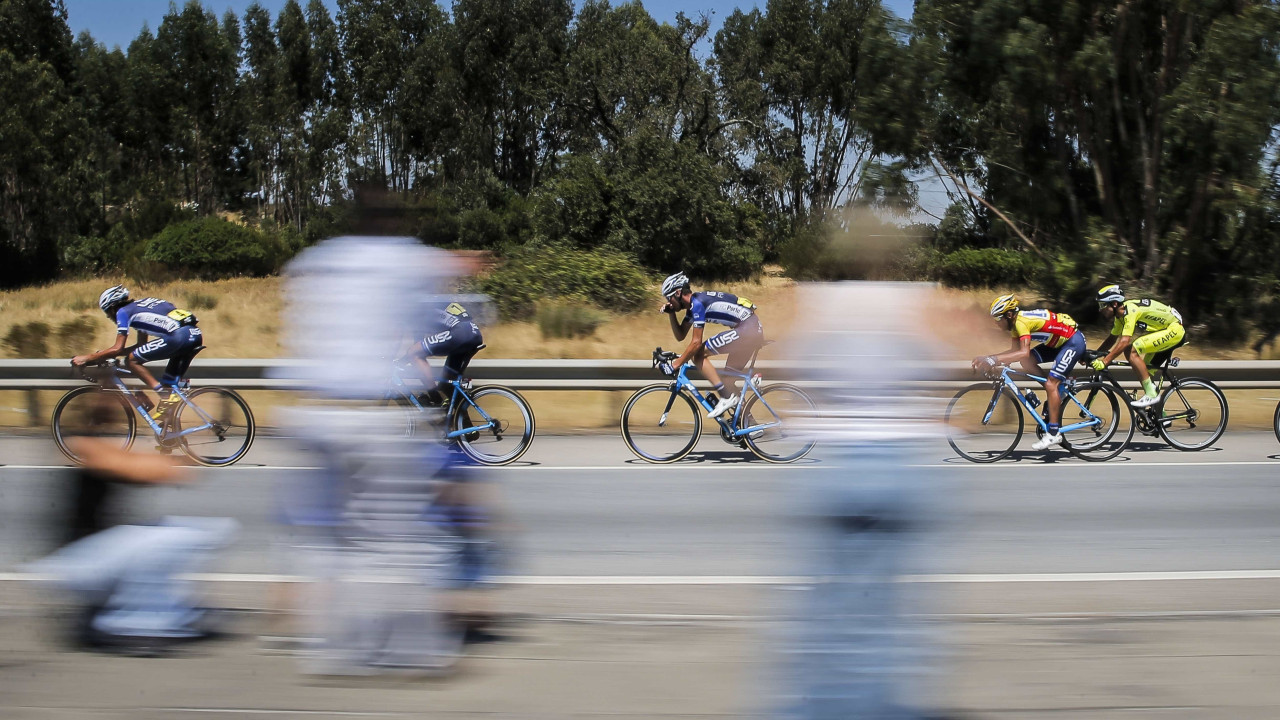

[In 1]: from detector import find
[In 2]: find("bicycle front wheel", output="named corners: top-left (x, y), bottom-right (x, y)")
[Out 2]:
top-left (452, 386), bottom-right (535, 465)
top-left (945, 384), bottom-right (1024, 463)
top-left (174, 387), bottom-right (256, 466)
top-left (742, 383), bottom-right (817, 463)
top-left (620, 384), bottom-right (702, 463)
top-left (1063, 382), bottom-right (1133, 462)
top-left (1157, 378), bottom-right (1228, 451)
top-left (51, 386), bottom-right (137, 464)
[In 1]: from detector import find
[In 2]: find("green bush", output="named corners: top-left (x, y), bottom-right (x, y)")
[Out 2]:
top-left (480, 244), bottom-right (652, 319)
top-left (60, 234), bottom-right (127, 274)
top-left (933, 247), bottom-right (1037, 288)
top-left (536, 301), bottom-right (608, 339)
top-left (144, 217), bottom-right (291, 279)
top-left (54, 316), bottom-right (97, 357)
top-left (3, 322), bottom-right (50, 357)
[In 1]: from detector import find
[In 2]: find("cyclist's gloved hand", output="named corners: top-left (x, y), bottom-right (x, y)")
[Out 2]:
top-left (1090, 358), bottom-right (1106, 371)
top-left (658, 361), bottom-right (674, 376)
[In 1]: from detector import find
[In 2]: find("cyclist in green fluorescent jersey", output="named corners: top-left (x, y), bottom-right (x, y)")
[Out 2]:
top-left (1091, 284), bottom-right (1186, 408)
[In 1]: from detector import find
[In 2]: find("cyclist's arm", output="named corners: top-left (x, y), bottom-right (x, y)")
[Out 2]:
top-left (674, 326), bottom-right (704, 368)
top-left (71, 332), bottom-right (129, 366)
top-left (669, 310), bottom-right (691, 341)
top-left (989, 336), bottom-right (1033, 366)
top-left (1098, 335), bottom-right (1133, 365)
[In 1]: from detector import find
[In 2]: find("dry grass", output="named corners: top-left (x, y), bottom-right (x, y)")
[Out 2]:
top-left (0, 277), bottom-right (285, 359)
top-left (1, 275), bottom-right (1274, 362)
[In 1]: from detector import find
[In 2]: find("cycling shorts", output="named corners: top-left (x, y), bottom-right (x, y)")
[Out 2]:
top-left (1031, 330), bottom-right (1085, 380)
top-left (703, 315), bottom-right (764, 371)
top-left (131, 326), bottom-right (203, 380)
top-left (1132, 323), bottom-right (1186, 368)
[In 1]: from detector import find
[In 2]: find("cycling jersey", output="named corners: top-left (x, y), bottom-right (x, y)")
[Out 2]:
top-left (688, 291), bottom-right (757, 329)
top-left (1011, 309), bottom-right (1078, 349)
top-left (1112, 299), bottom-right (1183, 337)
top-left (114, 298), bottom-right (197, 337)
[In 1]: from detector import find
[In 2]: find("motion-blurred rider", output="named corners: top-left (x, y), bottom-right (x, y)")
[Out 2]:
top-left (403, 301), bottom-right (485, 409)
top-left (1091, 284), bottom-right (1185, 408)
top-left (659, 271), bottom-right (765, 419)
top-left (71, 285), bottom-right (203, 420)
top-left (973, 294), bottom-right (1086, 451)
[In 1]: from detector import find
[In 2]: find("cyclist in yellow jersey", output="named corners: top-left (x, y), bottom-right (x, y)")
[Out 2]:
top-left (973, 294), bottom-right (1086, 450)
top-left (1090, 284), bottom-right (1185, 408)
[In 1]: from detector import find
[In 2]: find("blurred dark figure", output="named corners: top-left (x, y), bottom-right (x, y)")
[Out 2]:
top-left (28, 414), bottom-right (236, 654)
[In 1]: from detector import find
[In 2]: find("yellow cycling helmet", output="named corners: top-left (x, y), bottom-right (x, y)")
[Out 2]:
top-left (988, 293), bottom-right (1019, 317)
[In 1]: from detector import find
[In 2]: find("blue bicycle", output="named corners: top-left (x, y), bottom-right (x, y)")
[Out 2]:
top-left (388, 353), bottom-right (535, 465)
top-left (945, 362), bottom-right (1132, 462)
top-left (53, 358), bottom-right (256, 467)
top-left (620, 346), bottom-right (816, 463)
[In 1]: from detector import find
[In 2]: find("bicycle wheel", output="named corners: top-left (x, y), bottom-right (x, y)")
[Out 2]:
top-left (173, 387), bottom-right (256, 466)
top-left (742, 383), bottom-right (817, 463)
top-left (1274, 400), bottom-right (1280, 445)
top-left (620, 384), bottom-right (702, 463)
top-left (1157, 378), bottom-right (1228, 451)
top-left (1063, 382), bottom-right (1133, 462)
top-left (382, 395), bottom-right (423, 438)
top-left (945, 384), bottom-right (1024, 463)
top-left (51, 386), bottom-right (137, 464)
top-left (452, 386), bottom-right (535, 465)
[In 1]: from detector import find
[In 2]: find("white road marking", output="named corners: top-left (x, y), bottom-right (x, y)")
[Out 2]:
top-left (918, 459), bottom-right (1280, 468)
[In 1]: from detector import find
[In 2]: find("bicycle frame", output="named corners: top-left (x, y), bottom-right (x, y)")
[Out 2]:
top-left (389, 364), bottom-right (501, 440)
top-left (668, 364), bottom-right (779, 438)
top-left (1087, 361), bottom-right (1194, 430)
top-left (986, 366), bottom-right (1101, 435)
top-left (96, 365), bottom-right (222, 442)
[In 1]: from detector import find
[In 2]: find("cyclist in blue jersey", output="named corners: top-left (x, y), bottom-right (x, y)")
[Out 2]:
top-left (403, 301), bottom-right (485, 407)
top-left (660, 271), bottom-right (765, 418)
top-left (71, 285), bottom-right (204, 418)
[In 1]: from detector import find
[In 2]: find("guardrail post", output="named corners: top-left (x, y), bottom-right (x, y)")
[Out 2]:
top-left (27, 389), bottom-right (41, 427)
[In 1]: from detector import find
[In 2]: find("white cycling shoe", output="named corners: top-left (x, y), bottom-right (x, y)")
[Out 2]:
top-left (1031, 433), bottom-right (1062, 451)
top-left (708, 393), bottom-right (739, 419)
top-left (1132, 394), bottom-right (1160, 408)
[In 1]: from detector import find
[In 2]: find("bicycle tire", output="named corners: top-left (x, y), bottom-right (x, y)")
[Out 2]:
top-left (51, 386), bottom-right (137, 464)
top-left (381, 395), bottom-right (422, 438)
top-left (620, 384), bottom-right (702, 463)
top-left (742, 383), bottom-right (817, 463)
top-left (1063, 382), bottom-right (1133, 462)
top-left (1274, 399), bottom-right (1280, 445)
top-left (452, 385), bottom-right (535, 465)
top-left (1156, 378), bottom-right (1228, 451)
top-left (945, 384), bottom-right (1024, 463)
top-left (174, 387), bottom-right (256, 467)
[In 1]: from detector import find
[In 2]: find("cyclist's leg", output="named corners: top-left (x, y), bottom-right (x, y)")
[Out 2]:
top-left (162, 327), bottom-right (203, 386)
top-left (128, 335), bottom-right (176, 391)
top-left (1130, 324), bottom-right (1185, 384)
top-left (1042, 332), bottom-right (1085, 428)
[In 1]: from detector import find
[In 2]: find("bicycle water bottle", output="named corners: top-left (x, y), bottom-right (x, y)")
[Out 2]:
top-left (1024, 389), bottom-right (1040, 409)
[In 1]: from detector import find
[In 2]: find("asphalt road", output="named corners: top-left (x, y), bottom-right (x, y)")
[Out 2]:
top-left (5, 430), bottom-right (1280, 613)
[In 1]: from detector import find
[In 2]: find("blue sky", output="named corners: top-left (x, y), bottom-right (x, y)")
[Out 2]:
top-left (66, 0), bottom-right (916, 51)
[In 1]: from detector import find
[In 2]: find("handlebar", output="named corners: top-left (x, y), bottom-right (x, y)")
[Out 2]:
top-left (71, 358), bottom-right (125, 382)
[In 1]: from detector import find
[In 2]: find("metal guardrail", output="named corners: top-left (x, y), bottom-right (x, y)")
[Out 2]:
top-left (4, 358), bottom-right (1280, 390)
top-left (3, 358), bottom-right (1279, 427)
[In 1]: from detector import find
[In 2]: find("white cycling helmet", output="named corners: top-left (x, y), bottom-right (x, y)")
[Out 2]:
top-left (661, 271), bottom-right (689, 298)
top-left (1096, 284), bottom-right (1125, 304)
top-left (98, 285), bottom-right (129, 317)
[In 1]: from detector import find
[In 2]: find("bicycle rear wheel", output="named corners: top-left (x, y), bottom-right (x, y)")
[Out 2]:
top-left (452, 386), bottom-right (535, 465)
top-left (742, 383), bottom-right (817, 463)
top-left (621, 384), bottom-right (702, 463)
top-left (174, 387), bottom-right (256, 466)
top-left (1063, 382), bottom-right (1133, 461)
top-left (51, 386), bottom-right (137, 464)
top-left (945, 384), bottom-right (1024, 463)
top-left (1157, 378), bottom-right (1228, 451)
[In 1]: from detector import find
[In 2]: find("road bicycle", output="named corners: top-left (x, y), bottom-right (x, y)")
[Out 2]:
top-left (945, 362), bottom-right (1132, 462)
top-left (387, 352), bottom-right (535, 465)
top-left (1082, 350), bottom-right (1228, 451)
top-left (52, 358), bottom-right (255, 467)
top-left (620, 344), bottom-right (816, 464)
